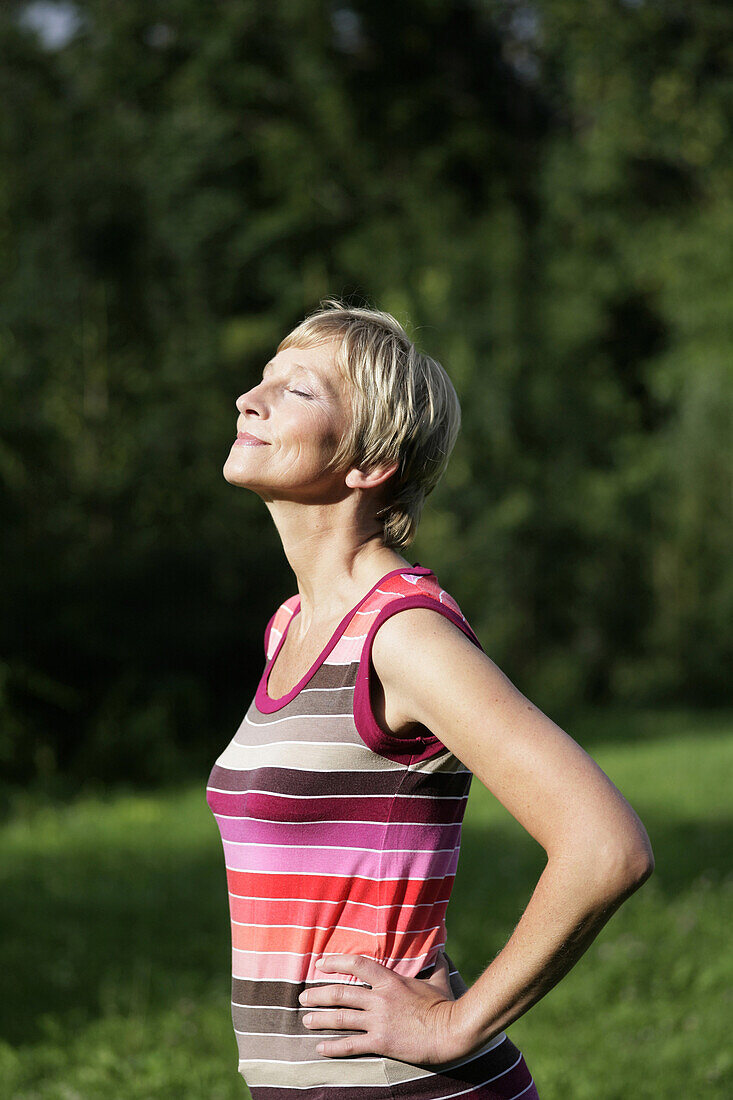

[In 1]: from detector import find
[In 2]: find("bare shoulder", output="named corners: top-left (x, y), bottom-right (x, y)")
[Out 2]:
top-left (372, 606), bottom-right (654, 879)
top-left (371, 605), bottom-right (520, 725)
top-left (370, 606), bottom-right (485, 738)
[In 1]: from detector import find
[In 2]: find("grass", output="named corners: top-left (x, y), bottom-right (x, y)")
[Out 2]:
top-left (0, 706), bottom-right (730, 1099)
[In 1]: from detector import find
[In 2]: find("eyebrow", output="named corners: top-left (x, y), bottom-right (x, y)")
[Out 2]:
top-left (263, 360), bottom-right (337, 396)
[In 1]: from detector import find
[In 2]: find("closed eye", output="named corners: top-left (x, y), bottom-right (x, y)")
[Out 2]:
top-left (289, 389), bottom-right (313, 399)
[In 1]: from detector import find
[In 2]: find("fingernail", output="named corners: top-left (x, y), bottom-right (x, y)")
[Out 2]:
top-left (317, 1043), bottom-right (325, 1053)
top-left (303, 1013), bottom-right (313, 1025)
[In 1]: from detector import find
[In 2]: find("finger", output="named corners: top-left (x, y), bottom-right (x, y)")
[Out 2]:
top-left (303, 1008), bottom-right (368, 1032)
top-left (422, 951), bottom-right (449, 977)
top-left (300, 983), bottom-right (370, 1009)
top-left (315, 1035), bottom-right (373, 1058)
top-left (423, 953), bottom-right (454, 998)
top-left (316, 954), bottom-right (382, 984)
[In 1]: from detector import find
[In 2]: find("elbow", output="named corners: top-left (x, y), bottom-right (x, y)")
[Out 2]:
top-left (586, 830), bottom-right (655, 900)
top-left (625, 816), bottom-right (655, 886)
top-left (625, 842), bottom-right (655, 888)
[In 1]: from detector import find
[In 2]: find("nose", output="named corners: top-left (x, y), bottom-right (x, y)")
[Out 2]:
top-left (236, 385), bottom-right (267, 417)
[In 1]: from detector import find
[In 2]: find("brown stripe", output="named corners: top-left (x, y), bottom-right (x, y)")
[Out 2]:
top-left (253, 1083), bottom-right (394, 1100)
top-left (209, 763), bottom-right (471, 799)
top-left (388, 1036), bottom-right (529, 1098)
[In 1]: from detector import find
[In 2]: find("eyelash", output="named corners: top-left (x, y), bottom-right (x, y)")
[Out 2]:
top-left (258, 373), bottom-right (313, 399)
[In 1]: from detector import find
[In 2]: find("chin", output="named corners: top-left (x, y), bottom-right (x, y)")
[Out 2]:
top-left (222, 457), bottom-right (249, 487)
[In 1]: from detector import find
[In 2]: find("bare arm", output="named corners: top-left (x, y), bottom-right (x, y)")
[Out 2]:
top-left (372, 608), bottom-right (654, 1053)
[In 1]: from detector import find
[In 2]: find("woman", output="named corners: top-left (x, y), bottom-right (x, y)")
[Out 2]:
top-left (206, 299), bottom-right (654, 1099)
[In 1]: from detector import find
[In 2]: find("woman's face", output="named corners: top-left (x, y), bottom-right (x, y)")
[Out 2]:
top-left (223, 339), bottom-right (354, 502)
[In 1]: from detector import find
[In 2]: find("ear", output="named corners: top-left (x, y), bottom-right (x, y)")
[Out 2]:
top-left (345, 460), bottom-right (399, 493)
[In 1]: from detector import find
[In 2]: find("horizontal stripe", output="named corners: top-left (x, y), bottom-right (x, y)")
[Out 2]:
top-left (239, 1033), bottom-right (513, 1092)
top-left (229, 892), bottom-right (451, 911)
top-left (212, 814), bottom-right (462, 849)
top-left (218, 744), bottom-right (471, 781)
top-left (230, 961), bottom-right (474, 1039)
top-left (217, 738), bottom-right (413, 773)
top-left (232, 918), bottom-right (442, 937)
top-left (207, 763), bottom-right (471, 798)
top-left (229, 952), bottom-right (459, 1009)
top-left (239, 710), bottom-right (370, 746)
top-left (392, 1052), bottom-right (532, 1099)
top-left (225, 869), bottom-right (455, 907)
top-left (240, 1051), bottom-right (392, 1090)
top-left (232, 941), bottom-right (447, 983)
top-left (212, 814), bottom-right (462, 822)
top-left (208, 789), bottom-right (468, 824)
top-left (213, 810), bottom-right (465, 827)
top-left (221, 839), bottom-right (460, 878)
top-left (232, 927), bottom-right (446, 965)
top-left (230, 896), bottom-right (450, 933)
top-left (231, 918), bottom-right (445, 957)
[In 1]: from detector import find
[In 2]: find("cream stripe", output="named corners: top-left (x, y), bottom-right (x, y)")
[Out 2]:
top-left (218, 739), bottom-right (412, 771)
top-left (230, 738), bottom-right (397, 747)
top-left (236, 1032), bottom-right (509, 1089)
top-left (214, 755), bottom-right (469, 778)
top-left (224, 743), bottom-right (470, 777)
top-left (245, 713), bottom-right (357, 725)
top-left (238, 1054), bottom-right (388, 1088)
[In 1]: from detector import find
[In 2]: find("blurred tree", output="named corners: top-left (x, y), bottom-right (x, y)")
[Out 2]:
top-left (0, 0), bottom-right (730, 787)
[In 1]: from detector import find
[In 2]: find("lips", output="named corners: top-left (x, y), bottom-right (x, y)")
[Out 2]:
top-left (234, 430), bottom-right (268, 446)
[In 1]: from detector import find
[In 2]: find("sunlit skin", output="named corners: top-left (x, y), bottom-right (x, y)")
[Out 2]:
top-left (223, 339), bottom-right (411, 631)
top-left (225, 337), bottom-right (655, 1065)
top-left (224, 340), bottom-right (356, 509)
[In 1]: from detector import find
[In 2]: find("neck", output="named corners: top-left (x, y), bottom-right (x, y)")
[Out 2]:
top-left (264, 499), bottom-right (412, 634)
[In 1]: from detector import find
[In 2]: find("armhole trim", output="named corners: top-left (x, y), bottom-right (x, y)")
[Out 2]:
top-left (353, 594), bottom-right (485, 765)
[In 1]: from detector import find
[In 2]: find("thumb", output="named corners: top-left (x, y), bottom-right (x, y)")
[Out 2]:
top-left (424, 950), bottom-right (455, 1000)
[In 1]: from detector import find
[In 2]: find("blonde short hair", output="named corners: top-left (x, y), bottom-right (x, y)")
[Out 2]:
top-left (277, 298), bottom-right (461, 550)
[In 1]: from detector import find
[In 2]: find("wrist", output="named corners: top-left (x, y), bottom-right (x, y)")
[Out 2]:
top-left (450, 989), bottom-right (499, 1058)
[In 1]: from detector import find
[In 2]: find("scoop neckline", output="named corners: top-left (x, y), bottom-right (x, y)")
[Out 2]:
top-left (254, 563), bottom-right (433, 714)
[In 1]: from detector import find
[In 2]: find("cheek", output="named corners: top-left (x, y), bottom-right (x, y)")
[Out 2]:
top-left (291, 407), bottom-right (340, 452)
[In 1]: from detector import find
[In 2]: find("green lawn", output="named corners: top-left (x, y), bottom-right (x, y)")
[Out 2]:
top-left (1, 707), bottom-right (730, 1099)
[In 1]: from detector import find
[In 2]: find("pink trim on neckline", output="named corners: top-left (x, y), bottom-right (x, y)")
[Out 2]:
top-left (254, 564), bottom-right (433, 714)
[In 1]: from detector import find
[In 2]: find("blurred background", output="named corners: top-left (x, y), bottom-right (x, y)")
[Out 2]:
top-left (1, 2), bottom-right (730, 1097)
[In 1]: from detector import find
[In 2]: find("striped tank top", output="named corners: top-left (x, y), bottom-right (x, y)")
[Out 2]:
top-left (206, 564), bottom-right (539, 1099)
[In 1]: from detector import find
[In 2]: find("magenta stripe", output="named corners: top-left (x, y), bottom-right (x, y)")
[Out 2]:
top-left (206, 789), bottom-right (468, 823)
top-left (214, 815), bottom-right (462, 848)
